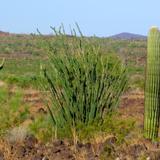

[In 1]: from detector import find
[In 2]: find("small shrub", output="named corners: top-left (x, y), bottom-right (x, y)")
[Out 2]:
top-left (0, 87), bottom-right (30, 136)
top-left (29, 115), bottom-right (55, 142)
top-left (102, 113), bottom-right (135, 144)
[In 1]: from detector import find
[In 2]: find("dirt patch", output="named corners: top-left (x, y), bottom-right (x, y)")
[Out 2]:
top-left (119, 90), bottom-right (144, 126)
top-left (0, 137), bottom-right (99, 160)
top-left (23, 89), bottom-right (47, 118)
top-left (1, 137), bottom-right (160, 160)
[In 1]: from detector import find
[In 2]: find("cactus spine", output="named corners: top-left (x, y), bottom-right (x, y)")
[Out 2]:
top-left (144, 27), bottom-right (160, 140)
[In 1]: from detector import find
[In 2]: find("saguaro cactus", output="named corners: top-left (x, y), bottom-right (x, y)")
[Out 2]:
top-left (144, 27), bottom-right (160, 140)
top-left (0, 58), bottom-right (4, 70)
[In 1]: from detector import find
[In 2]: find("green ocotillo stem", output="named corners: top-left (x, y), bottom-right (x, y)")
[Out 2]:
top-left (144, 27), bottom-right (160, 140)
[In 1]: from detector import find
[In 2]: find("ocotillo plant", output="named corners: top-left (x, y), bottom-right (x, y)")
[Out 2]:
top-left (144, 27), bottom-right (160, 140)
top-left (40, 26), bottom-right (128, 139)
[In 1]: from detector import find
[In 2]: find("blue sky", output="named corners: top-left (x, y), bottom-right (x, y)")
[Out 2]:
top-left (0, 0), bottom-right (160, 36)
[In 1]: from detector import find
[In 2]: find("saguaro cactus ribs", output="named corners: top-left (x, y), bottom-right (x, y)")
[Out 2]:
top-left (144, 27), bottom-right (160, 140)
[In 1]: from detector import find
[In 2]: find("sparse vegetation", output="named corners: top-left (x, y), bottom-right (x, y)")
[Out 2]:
top-left (0, 28), bottom-right (154, 159)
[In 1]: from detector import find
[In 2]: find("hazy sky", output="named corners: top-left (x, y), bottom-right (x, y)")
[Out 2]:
top-left (0, 0), bottom-right (160, 36)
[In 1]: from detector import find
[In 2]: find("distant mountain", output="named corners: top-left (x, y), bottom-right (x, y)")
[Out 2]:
top-left (109, 32), bottom-right (147, 40)
top-left (0, 31), bottom-right (9, 36)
